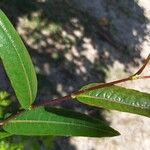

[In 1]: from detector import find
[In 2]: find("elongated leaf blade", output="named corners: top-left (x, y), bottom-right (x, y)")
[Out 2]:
top-left (0, 130), bottom-right (12, 139)
top-left (3, 107), bottom-right (120, 137)
top-left (0, 10), bottom-right (37, 109)
top-left (74, 84), bottom-right (150, 117)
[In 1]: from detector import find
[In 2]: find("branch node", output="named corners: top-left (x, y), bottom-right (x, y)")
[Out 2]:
top-left (130, 74), bottom-right (140, 80)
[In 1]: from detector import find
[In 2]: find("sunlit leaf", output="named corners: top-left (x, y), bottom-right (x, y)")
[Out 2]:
top-left (0, 91), bottom-right (11, 107)
top-left (3, 107), bottom-right (120, 137)
top-left (74, 84), bottom-right (150, 117)
top-left (0, 10), bottom-right (37, 109)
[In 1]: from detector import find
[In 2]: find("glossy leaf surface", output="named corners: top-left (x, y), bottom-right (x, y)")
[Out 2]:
top-left (0, 10), bottom-right (37, 109)
top-left (3, 107), bottom-right (119, 137)
top-left (75, 84), bottom-right (150, 117)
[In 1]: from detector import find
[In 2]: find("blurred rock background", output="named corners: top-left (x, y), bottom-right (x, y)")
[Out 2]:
top-left (0, 0), bottom-right (150, 149)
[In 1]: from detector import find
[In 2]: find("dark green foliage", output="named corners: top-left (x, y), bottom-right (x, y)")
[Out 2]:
top-left (0, 10), bottom-right (37, 109)
top-left (3, 107), bottom-right (119, 137)
top-left (75, 84), bottom-right (150, 117)
top-left (0, 9), bottom-right (149, 140)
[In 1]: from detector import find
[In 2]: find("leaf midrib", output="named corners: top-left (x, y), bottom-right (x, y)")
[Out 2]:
top-left (78, 94), bottom-right (150, 109)
top-left (9, 119), bottom-right (114, 134)
top-left (0, 20), bottom-right (32, 105)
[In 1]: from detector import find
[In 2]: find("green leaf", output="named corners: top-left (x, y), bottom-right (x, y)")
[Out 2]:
top-left (3, 107), bottom-right (120, 137)
top-left (0, 91), bottom-right (12, 107)
top-left (0, 91), bottom-right (9, 100)
top-left (0, 130), bottom-right (12, 139)
top-left (0, 107), bottom-right (5, 119)
top-left (0, 10), bottom-right (37, 109)
top-left (74, 84), bottom-right (150, 117)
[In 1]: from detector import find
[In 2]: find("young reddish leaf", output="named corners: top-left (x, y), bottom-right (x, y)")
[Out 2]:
top-left (0, 10), bottom-right (37, 109)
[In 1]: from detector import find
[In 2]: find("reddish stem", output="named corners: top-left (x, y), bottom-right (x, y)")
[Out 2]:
top-left (72, 77), bottom-right (130, 96)
top-left (1, 54), bottom-right (150, 125)
top-left (33, 77), bottom-right (131, 107)
top-left (0, 110), bottom-right (24, 125)
top-left (32, 95), bottom-right (71, 108)
top-left (138, 75), bottom-right (150, 79)
top-left (134, 54), bottom-right (150, 75)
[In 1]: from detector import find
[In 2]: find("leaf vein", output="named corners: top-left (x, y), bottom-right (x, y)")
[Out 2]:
top-left (0, 20), bottom-right (32, 105)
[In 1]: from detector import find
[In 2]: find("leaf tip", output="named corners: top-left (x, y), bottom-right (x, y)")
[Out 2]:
top-left (113, 130), bottom-right (120, 136)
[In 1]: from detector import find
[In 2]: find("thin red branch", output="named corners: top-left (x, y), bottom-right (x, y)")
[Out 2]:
top-left (138, 75), bottom-right (150, 79)
top-left (72, 77), bottom-right (130, 96)
top-left (32, 95), bottom-right (72, 108)
top-left (134, 54), bottom-right (150, 75)
top-left (1, 54), bottom-right (150, 125)
top-left (0, 95), bottom-right (72, 125)
top-left (0, 110), bottom-right (24, 125)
